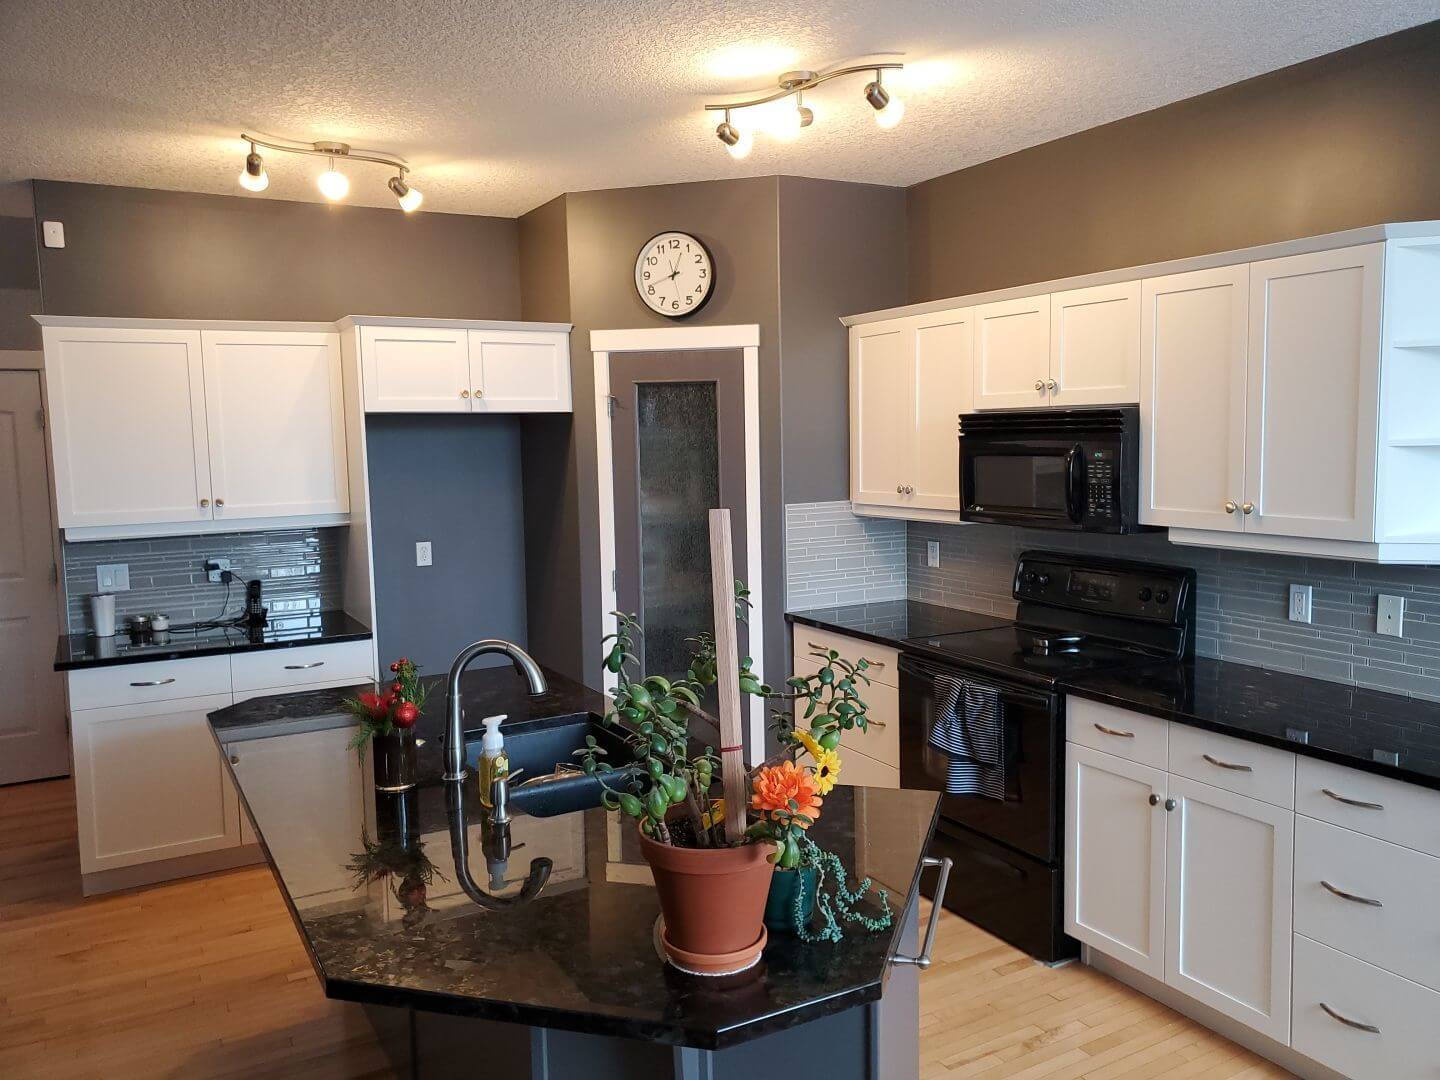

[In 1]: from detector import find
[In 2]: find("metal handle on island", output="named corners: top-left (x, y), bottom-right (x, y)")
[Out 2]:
top-left (1320, 880), bottom-right (1384, 907)
top-left (892, 855), bottom-right (953, 968)
top-left (1321, 787), bottom-right (1384, 811)
top-left (1202, 753), bottom-right (1253, 772)
top-left (129, 677), bottom-right (177, 687)
top-left (1319, 1002), bottom-right (1380, 1034)
top-left (284, 661), bottom-right (325, 670)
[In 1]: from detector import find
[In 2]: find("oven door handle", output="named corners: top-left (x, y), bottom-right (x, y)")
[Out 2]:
top-left (1064, 444), bottom-right (1085, 523)
top-left (898, 656), bottom-right (1052, 707)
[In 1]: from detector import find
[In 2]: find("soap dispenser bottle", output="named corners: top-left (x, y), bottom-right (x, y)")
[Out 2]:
top-left (478, 714), bottom-right (510, 809)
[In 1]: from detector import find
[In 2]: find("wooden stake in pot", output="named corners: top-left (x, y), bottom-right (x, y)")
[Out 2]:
top-left (708, 509), bottom-right (748, 846)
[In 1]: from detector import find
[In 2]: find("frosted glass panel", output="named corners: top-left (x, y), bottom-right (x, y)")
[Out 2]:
top-left (636, 381), bottom-right (720, 679)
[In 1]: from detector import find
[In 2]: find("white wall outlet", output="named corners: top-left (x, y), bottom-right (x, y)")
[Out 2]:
top-left (1377, 594), bottom-right (1406, 638)
top-left (926, 541), bottom-right (940, 568)
top-left (41, 220), bottom-right (65, 249)
top-left (415, 541), bottom-right (433, 567)
top-left (204, 558), bottom-right (232, 583)
top-left (96, 563), bottom-right (129, 592)
top-left (1287, 584), bottom-right (1313, 624)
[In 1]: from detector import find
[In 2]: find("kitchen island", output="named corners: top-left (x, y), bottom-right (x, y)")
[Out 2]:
top-left (208, 665), bottom-right (943, 1079)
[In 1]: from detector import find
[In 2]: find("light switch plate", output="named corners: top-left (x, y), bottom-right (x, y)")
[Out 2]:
top-left (926, 541), bottom-right (940, 568)
top-left (41, 220), bottom-right (65, 248)
top-left (96, 563), bottom-right (129, 592)
top-left (1377, 594), bottom-right (1406, 637)
top-left (1288, 584), bottom-right (1312, 624)
top-left (415, 541), bottom-right (433, 567)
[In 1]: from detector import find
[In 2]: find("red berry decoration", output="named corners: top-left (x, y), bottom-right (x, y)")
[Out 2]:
top-left (390, 662), bottom-right (400, 673)
top-left (391, 681), bottom-right (403, 694)
top-left (393, 701), bottom-right (420, 729)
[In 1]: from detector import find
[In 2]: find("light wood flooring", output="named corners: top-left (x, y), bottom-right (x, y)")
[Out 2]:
top-left (0, 778), bottom-right (1292, 1078)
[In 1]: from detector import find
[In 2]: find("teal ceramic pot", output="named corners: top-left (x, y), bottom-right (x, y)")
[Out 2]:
top-left (764, 865), bottom-right (818, 933)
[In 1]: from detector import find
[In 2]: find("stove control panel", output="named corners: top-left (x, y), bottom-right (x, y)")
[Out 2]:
top-left (1014, 553), bottom-right (1192, 625)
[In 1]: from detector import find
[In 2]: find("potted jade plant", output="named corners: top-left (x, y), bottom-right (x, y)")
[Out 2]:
top-left (344, 656), bottom-right (429, 792)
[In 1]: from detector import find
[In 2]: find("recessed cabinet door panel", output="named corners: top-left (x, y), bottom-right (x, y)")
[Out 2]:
top-left (850, 321), bottom-right (913, 508)
top-left (469, 330), bottom-right (572, 412)
top-left (359, 326), bottom-right (471, 412)
top-left (1139, 267), bottom-right (1249, 531)
top-left (1049, 281), bottom-right (1140, 406)
top-left (1064, 744), bottom-right (1167, 979)
top-left (201, 330), bottom-right (349, 520)
top-left (1245, 245), bottom-right (1382, 540)
top-left (1164, 775), bottom-right (1293, 1043)
top-left (42, 327), bottom-right (212, 528)
top-left (973, 295), bottom-right (1050, 410)
top-left (910, 308), bottom-right (972, 511)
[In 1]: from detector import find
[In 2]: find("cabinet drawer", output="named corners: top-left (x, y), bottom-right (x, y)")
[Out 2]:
top-left (1296, 757), bottom-right (1440, 857)
top-left (1295, 815), bottom-right (1440, 992)
top-left (68, 654), bottom-right (232, 710)
top-left (835, 744), bottom-right (900, 789)
top-left (1292, 934), bottom-right (1440, 1080)
top-left (1065, 698), bottom-right (1168, 770)
top-left (1167, 724), bottom-right (1295, 808)
top-left (230, 641), bottom-right (374, 693)
top-left (791, 625), bottom-right (898, 688)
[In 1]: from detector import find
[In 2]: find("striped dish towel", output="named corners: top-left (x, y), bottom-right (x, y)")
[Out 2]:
top-left (927, 672), bottom-right (1006, 800)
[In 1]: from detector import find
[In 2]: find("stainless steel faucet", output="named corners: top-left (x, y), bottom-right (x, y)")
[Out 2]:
top-left (442, 639), bottom-right (548, 781)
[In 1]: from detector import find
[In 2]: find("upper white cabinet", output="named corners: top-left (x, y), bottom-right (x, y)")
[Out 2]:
top-left (973, 295), bottom-right (1050, 409)
top-left (850, 307), bottom-right (972, 515)
top-left (1049, 281), bottom-right (1141, 406)
top-left (468, 329), bottom-right (573, 413)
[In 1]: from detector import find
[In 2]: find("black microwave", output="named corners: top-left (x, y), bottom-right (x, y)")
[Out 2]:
top-left (958, 406), bottom-right (1143, 532)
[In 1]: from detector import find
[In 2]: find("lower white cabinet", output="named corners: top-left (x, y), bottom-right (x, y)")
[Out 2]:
top-left (791, 624), bottom-right (900, 788)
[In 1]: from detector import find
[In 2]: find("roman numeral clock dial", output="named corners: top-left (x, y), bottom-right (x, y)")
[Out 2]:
top-left (634, 231), bottom-right (715, 318)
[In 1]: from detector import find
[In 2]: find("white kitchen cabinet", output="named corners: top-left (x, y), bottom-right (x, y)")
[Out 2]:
top-left (71, 693), bottom-right (241, 874)
top-left (1139, 266), bottom-right (1250, 532)
top-left (200, 330), bottom-right (349, 522)
top-left (973, 295), bottom-right (1050, 410)
top-left (1164, 774), bottom-right (1293, 1043)
top-left (908, 307), bottom-right (973, 511)
top-left (359, 325), bottom-right (472, 412)
top-left (850, 319), bottom-right (913, 509)
top-left (468, 329), bottom-right (572, 412)
top-left (1048, 281), bottom-right (1140, 406)
top-left (1064, 743), bottom-right (1168, 979)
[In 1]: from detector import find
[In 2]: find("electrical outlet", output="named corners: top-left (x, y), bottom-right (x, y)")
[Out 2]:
top-left (96, 563), bottom-right (129, 592)
top-left (205, 558), bottom-right (232, 584)
top-left (415, 541), bottom-right (433, 567)
top-left (926, 541), bottom-right (940, 568)
top-left (1377, 594), bottom-right (1406, 638)
top-left (1288, 584), bottom-right (1313, 624)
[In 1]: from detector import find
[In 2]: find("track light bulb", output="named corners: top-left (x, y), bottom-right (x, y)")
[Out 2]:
top-left (238, 149), bottom-right (268, 192)
top-left (796, 91), bottom-right (814, 129)
top-left (388, 174), bottom-right (424, 212)
top-left (875, 93), bottom-right (905, 129)
top-left (716, 117), bottom-right (752, 159)
top-left (317, 162), bottom-right (350, 200)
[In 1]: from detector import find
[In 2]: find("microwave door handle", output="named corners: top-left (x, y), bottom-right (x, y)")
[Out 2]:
top-left (1064, 445), bottom-right (1084, 523)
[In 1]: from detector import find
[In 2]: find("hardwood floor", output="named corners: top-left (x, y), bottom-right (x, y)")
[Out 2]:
top-left (0, 778), bottom-right (1291, 1078)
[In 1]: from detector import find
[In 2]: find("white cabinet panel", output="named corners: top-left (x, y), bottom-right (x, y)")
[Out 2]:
top-left (72, 693), bottom-right (240, 873)
top-left (1064, 697), bottom-right (1169, 770)
top-left (973, 295), bottom-right (1050, 410)
top-left (42, 327), bottom-right (212, 528)
top-left (1048, 281), bottom-right (1140, 406)
top-left (201, 330), bottom-right (349, 521)
top-left (1244, 244), bottom-right (1382, 540)
top-left (909, 308), bottom-right (972, 511)
top-left (1064, 744), bottom-right (1168, 979)
top-left (849, 321), bottom-right (913, 508)
top-left (1164, 775), bottom-right (1293, 1043)
top-left (229, 640), bottom-right (375, 694)
top-left (68, 654), bottom-right (233, 711)
top-left (1139, 266), bottom-right (1250, 531)
top-left (360, 325), bottom-right (471, 412)
top-left (1166, 723), bottom-right (1295, 809)
top-left (1295, 756), bottom-right (1440, 857)
top-left (469, 330), bottom-right (571, 412)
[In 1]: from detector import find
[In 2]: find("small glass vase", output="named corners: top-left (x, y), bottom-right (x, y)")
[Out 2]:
top-left (764, 864), bottom-right (818, 934)
top-left (371, 730), bottom-right (417, 792)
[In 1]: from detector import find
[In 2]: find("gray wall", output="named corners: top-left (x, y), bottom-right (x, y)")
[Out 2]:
top-left (907, 20), bottom-right (1440, 302)
top-left (0, 181), bottom-right (41, 349)
top-left (365, 415), bottom-right (528, 676)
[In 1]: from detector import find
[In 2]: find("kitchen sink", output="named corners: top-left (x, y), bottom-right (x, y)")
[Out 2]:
top-left (463, 712), bottom-right (640, 817)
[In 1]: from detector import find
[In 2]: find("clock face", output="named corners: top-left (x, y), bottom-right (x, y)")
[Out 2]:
top-left (634, 231), bottom-right (715, 318)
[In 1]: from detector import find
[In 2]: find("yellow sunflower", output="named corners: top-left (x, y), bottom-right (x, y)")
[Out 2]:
top-left (792, 729), bottom-right (825, 761)
top-left (812, 746), bottom-right (842, 794)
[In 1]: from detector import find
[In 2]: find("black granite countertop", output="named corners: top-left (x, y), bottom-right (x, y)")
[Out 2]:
top-left (55, 609), bottom-right (372, 671)
top-left (209, 666), bottom-right (940, 1049)
top-left (787, 600), bottom-right (1011, 651)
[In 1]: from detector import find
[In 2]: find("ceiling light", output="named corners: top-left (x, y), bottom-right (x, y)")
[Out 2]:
top-left (237, 145), bottom-right (268, 192)
top-left (715, 112), bottom-right (752, 160)
top-left (388, 173), bottom-right (424, 212)
top-left (796, 91), bottom-right (814, 130)
top-left (317, 161), bottom-right (350, 200)
top-left (866, 70), bottom-right (905, 129)
top-left (235, 132), bottom-right (418, 209)
top-left (705, 60), bottom-right (902, 154)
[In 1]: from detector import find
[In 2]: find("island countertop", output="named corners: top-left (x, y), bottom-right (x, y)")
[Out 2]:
top-left (208, 666), bottom-right (941, 1050)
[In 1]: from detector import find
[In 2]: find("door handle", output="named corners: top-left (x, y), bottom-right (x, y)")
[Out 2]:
top-left (1319, 1002), bottom-right (1380, 1034)
top-left (1064, 444), bottom-right (1084, 523)
top-left (892, 856), bottom-right (952, 968)
top-left (1201, 753), bottom-right (1252, 772)
top-left (1093, 723), bottom-right (1135, 739)
top-left (1241, 502), bottom-right (1255, 515)
top-left (130, 677), bottom-right (176, 687)
top-left (1045, 379), bottom-right (1057, 392)
top-left (1224, 500), bottom-right (1237, 514)
top-left (1320, 880), bottom-right (1383, 907)
top-left (1034, 380), bottom-right (1045, 392)
top-left (1321, 788), bottom-right (1384, 811)
top-left (284, 661), bottom-right (325, 670)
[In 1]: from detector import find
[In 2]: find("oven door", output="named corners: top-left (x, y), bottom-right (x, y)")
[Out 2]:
top-left (960, 439), bottom-right (1086, 528)
top-left (898, 654), bottom-right (1060, 863)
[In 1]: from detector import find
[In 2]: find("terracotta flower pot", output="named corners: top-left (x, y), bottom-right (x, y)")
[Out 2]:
top-left (638, 826), bottom-right (776, 974)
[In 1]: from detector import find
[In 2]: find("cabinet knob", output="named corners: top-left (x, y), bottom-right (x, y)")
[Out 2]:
top-left (200, 498), bottom-right (210, 508)
top-left (474, 389), bottom-right (484, 398)
top-left (1034, 380), bottom-right (1045, 392)
top-left (1148, 793), bottom-right (1160, 806)
top-left (896, 484), bottom-right (904, 494)
top-left (1045, 379), bottom-right (1057, 392)
top-left (215, 498), bottom-right (224, 508)
top-left (229, 754), bottom-right (240, 766)
top-left (460, 389), bottom-right (470, 399)
top-left (1164, 798), bottom-right (1176, 812)
top-left (1224, 500), bottom-right (1238, 514)
top-left (1241, 502), bottom-right (1254, 515)
top-left (904, 485), bottom-right (914, 495)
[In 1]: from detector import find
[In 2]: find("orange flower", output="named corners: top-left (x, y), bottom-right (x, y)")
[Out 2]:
top-left (750, 761), bottom-right (823, 827)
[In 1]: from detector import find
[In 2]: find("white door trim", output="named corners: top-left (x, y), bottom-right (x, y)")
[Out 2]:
top-left (591, 325), bottom-right (764, 762)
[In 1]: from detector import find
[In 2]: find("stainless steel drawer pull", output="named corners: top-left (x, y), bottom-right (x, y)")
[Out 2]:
top-left (1321, 788), bottom-right (1384, 811)
top-left (892, 855), bottom-right (953, 968)
top-left (1320, 880), bottom-right (1384, 907)
top-left (284, 661), bottom-right (325, 670)
top-left (1093, 723), bottom-right (1135, 738)
top-left (806, 642), bottom-right (884, 668)
top-left (1202, 753), bottom-right (1253, 772)
top-left (1319, 1002), bottom-right (1381, 1034)
top-left (129, 677), bottom-right (177, 687)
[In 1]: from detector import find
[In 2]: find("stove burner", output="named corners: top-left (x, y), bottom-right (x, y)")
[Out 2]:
top-left (1025, 632), bottom-right (1086, 654)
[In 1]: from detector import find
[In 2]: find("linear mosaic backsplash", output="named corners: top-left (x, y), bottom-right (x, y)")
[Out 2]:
top-left (62, 527), bottom-right (344, 634)
top-left (784, 501), bottom-right (907, 610)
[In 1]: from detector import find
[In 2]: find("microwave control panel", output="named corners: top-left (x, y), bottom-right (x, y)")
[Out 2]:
top-left (1084, 448), bottom-right (1118, 524)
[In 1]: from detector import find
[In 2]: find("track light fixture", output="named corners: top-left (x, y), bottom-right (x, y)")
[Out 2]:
top-left (235, 133), bottom-right (423, 211)
top-left (706, 61), bottom-right (903, 155)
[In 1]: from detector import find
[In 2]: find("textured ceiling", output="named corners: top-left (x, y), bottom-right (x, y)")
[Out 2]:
top-left (2, 1), bottom-right (1438, 217)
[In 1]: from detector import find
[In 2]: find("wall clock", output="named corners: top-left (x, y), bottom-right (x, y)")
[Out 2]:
top-left (634, 231), bottom-right (715, 318)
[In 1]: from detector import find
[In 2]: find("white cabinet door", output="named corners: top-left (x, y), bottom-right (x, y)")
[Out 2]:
top-left (973, 295), bottom-right (1050, 410)
top-left (1244, 244), bottom-right (1383, 541)
top-left (1164, 774), bottom-right (1293, 1043)
top-left (850, 320), bottom-right (913, 508)
top-left (71, 693), bottom-right (240, 873)
top-left (1049, 281), bottom-right (1140, 406)
top-left (469, 330), bottom-right (572, 413)
top-left (42, 326), bottom-right (213, 528)
top-left (359, 325), bottom-right (472, 413)
top-left (1064, 743), bottom-right (1168, 979)
top-left (1139, 266), bottom-right (1249, 531)
top-left (200, 330), bottom-right (349, 521)
top-left (909, 307), bottom-right (972, 511)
